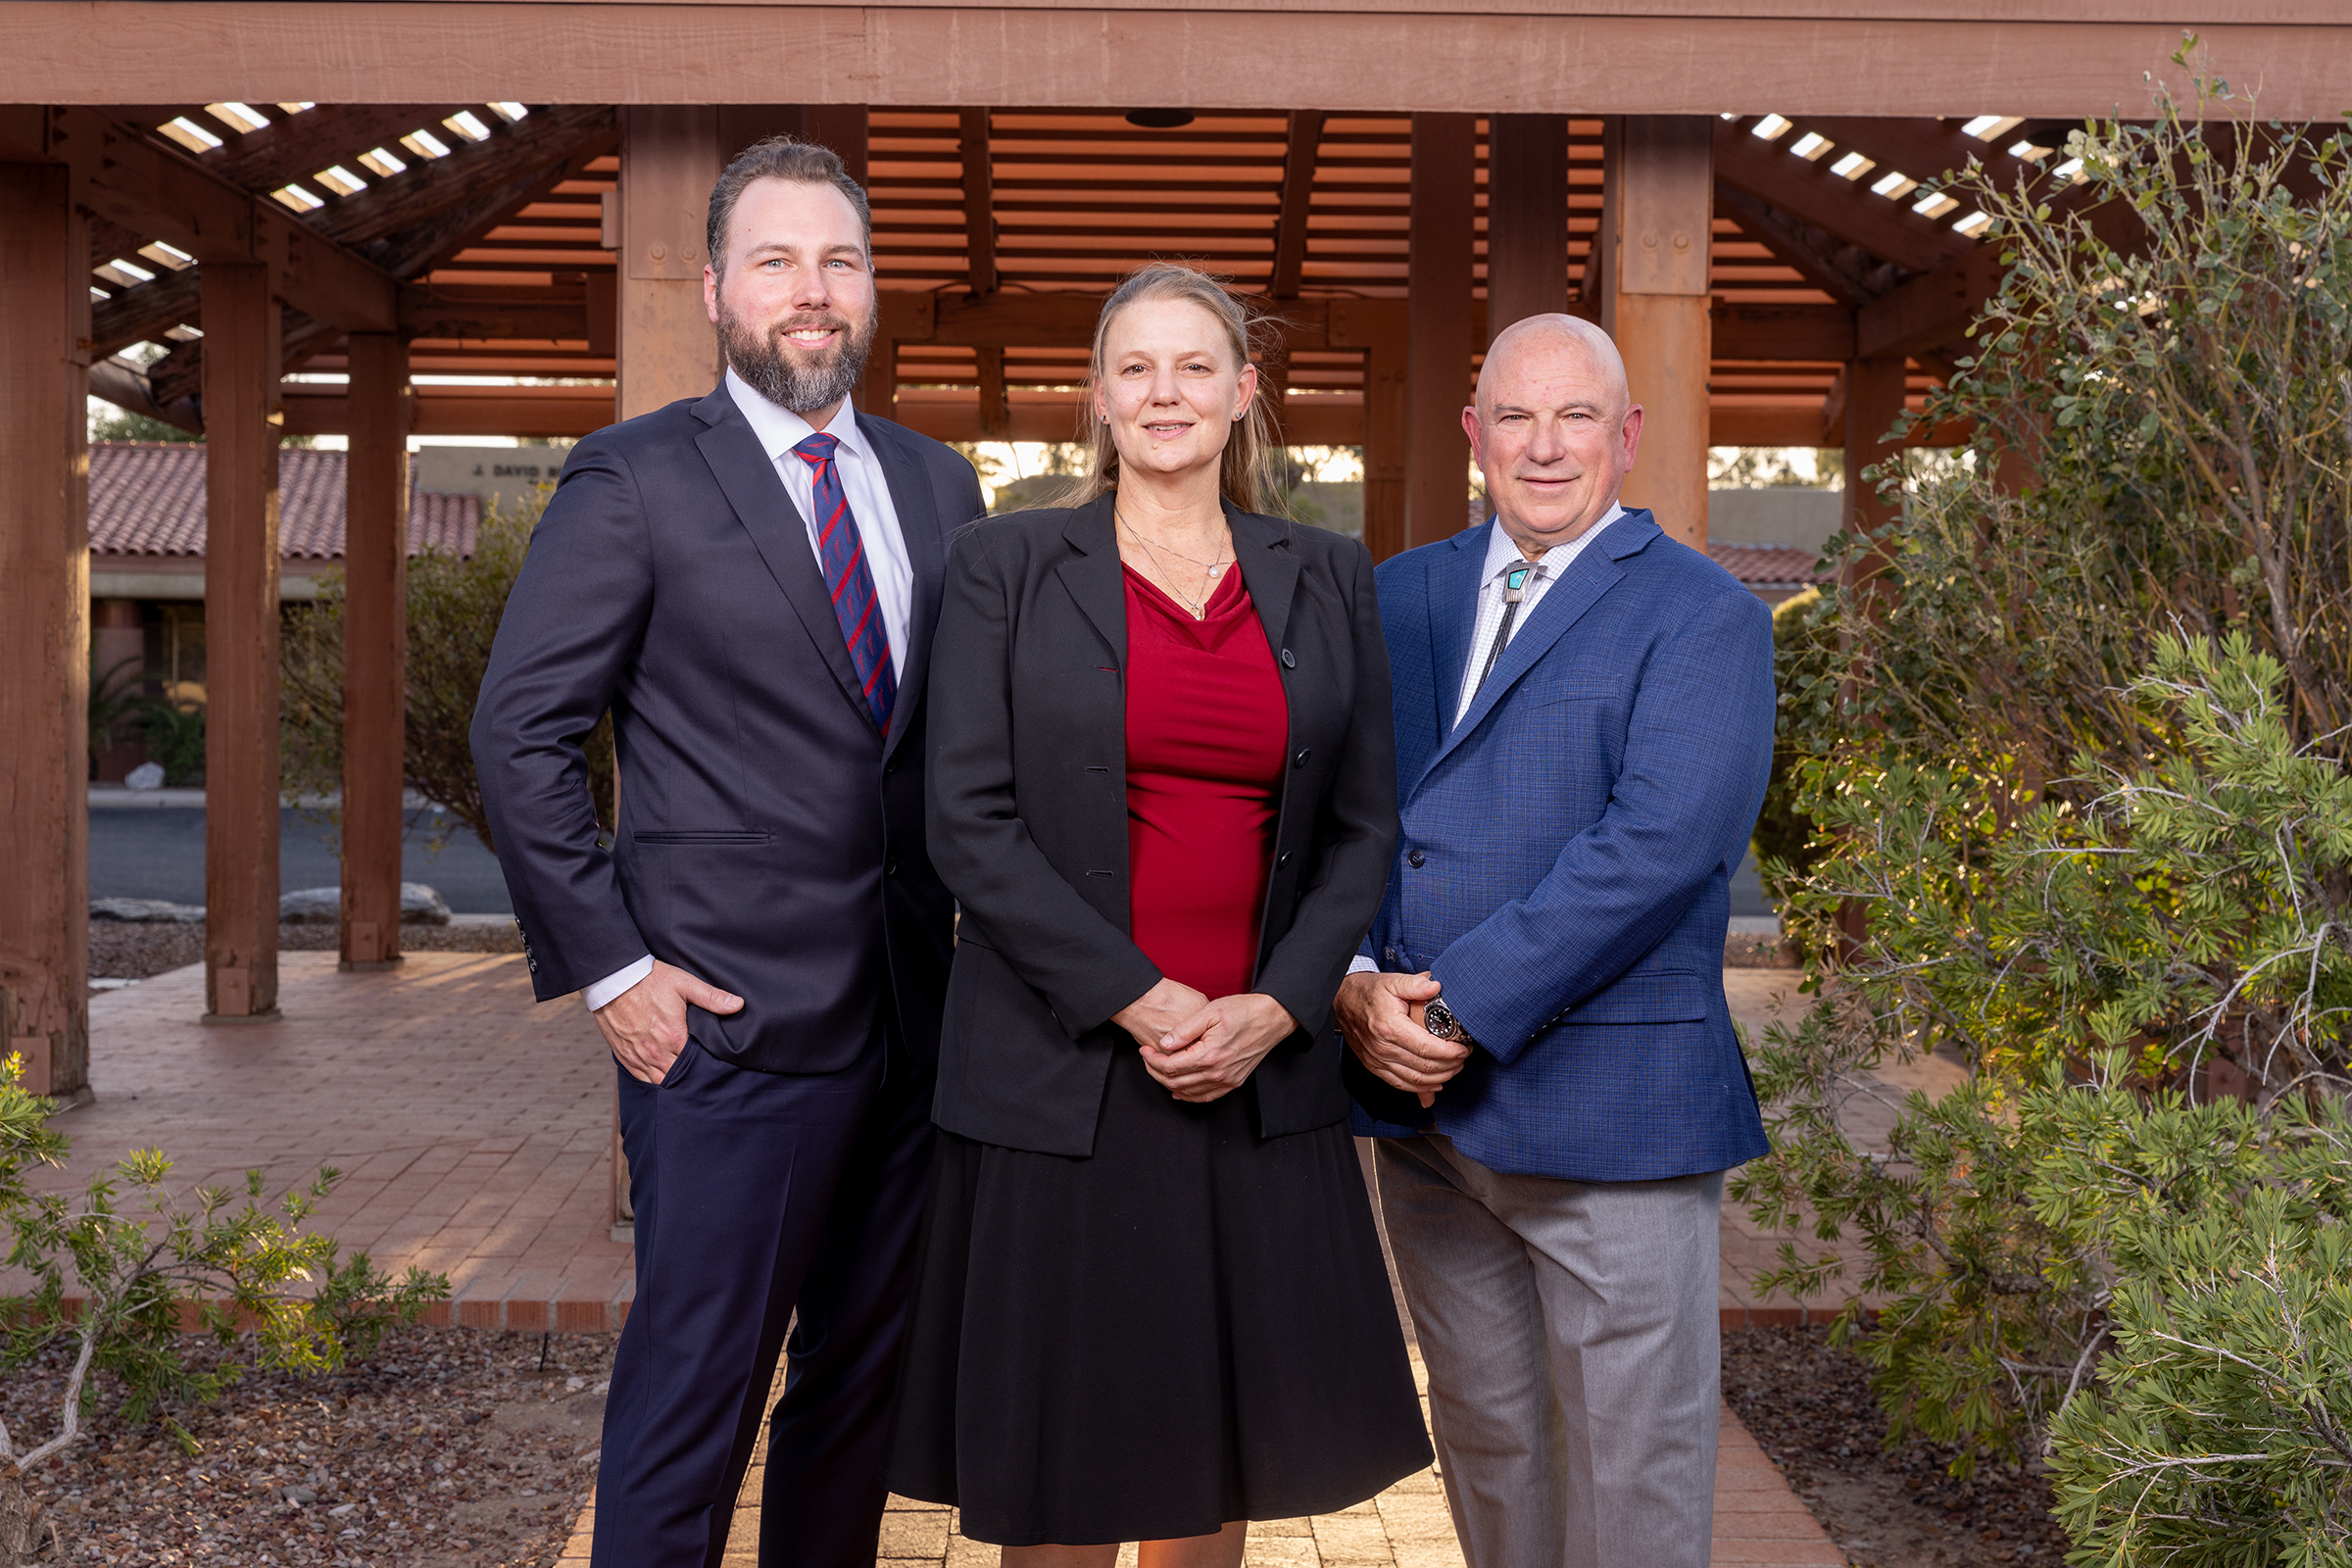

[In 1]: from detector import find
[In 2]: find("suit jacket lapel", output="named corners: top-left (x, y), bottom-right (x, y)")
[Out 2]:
top-left (1429, 524), bottom-right (1491, 738)
top-left (689, 384), bottom-right (868, 720)
top-left (1054, 493), bottom-right (1127, 668)
top-left (860, 412), bottom-right (947, 757)
top-left (1413, 512), bottom-right (1659, 792)
top-left (1230, 508), bottom-right (1301, 664)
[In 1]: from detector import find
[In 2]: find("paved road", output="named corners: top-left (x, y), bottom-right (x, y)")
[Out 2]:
top-left (88, 807), bottom-right (1770, 922)
top-left (88, 805), bottom-right (514, 913)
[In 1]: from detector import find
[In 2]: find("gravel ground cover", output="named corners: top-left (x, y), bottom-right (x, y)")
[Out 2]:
top-left (89, 923), bottom-right (522, 985)
top-left (2, 1328), bottom-right (612, 1565)
top-left (1721, 1326), bottom-right (2068, 1568)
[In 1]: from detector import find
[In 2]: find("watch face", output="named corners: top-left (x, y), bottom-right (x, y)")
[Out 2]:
top-left (1424, 999), bottom-right (1456, 1039)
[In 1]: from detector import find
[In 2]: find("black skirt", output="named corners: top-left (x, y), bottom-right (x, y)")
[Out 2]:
top-left (885, 1045), bottom-right (1433, 1545)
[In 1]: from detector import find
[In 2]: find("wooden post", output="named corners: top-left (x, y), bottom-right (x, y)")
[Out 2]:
top-left (1334, 300), bottom-right (1407, 561)
top-left (1605, 117), bottom-right (1714, 551)
top-left (201, 262), bottom-right (283, 1023)
top-left (0, 161), bottom-right (91, 1096)
top-left (1841, 353), bottom-right (1909, 582)
top-left (341, 332), bottom-right (411, 971)
top-left (618, 106), bottom-right (721, 422)
top-left (1487, 114), bottom-right (1570, 343)
top-left (1406, 113), bottom-right (1476, 550)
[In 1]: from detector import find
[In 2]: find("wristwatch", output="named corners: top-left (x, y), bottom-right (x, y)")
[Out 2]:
top-left (1422, 996), bottom-right (1469, 1045)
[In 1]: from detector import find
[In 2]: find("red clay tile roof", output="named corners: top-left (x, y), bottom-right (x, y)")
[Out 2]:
top-left (1460, 498), bottom-right (1828, 588)
top-left (87, 442), bottom-right (479, 561)
top-left (1704, 544), bottom-right (1830, 588)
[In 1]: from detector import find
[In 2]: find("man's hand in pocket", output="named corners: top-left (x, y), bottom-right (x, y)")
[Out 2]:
top-left (593, 960), bottom-right (744, 1084)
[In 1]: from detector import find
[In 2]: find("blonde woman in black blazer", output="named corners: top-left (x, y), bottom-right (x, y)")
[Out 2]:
top-left (886, 265), bottom-right (1429, 1563)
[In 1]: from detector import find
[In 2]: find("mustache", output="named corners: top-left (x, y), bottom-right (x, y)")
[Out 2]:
top-left (768, 312), bottom-right (856, 343)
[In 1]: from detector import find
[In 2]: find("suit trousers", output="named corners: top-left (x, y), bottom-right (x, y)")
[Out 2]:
top-left (593, 1027), bottom-right (933, 1568)
top-left (1372, 1136), bottom-right (1723, 1568)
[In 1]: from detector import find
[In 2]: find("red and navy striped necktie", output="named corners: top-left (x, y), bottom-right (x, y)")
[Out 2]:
top-left (791, 431), bottom-right (896, 732)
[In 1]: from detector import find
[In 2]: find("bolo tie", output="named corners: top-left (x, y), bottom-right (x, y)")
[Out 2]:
top-left (1471, 563), bottom-right (1536, 699)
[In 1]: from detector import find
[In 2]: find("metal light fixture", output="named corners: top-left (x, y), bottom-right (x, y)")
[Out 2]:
top-left (1124, 109), bottom-right (1196, 129)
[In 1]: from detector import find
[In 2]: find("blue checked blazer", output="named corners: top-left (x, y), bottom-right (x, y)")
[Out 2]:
top-left (1347, 509), bottom-right (1776, 1182)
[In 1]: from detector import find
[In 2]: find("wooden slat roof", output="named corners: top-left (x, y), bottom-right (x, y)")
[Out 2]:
top-left (83, 101), bottom-right (2055, 446)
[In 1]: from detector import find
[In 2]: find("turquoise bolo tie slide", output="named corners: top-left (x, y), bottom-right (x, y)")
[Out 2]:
top-left (1502, 564), bottom-right (1532, 602)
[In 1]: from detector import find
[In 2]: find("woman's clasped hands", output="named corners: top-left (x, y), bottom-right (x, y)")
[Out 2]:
top-left (1111, 977), bottom-right (1298, 1103)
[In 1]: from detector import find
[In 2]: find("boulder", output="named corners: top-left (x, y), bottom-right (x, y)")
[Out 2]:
top-left (89, 897), bottom-right (205, 923)
top-left (277, 883), bottom-right (453, 926)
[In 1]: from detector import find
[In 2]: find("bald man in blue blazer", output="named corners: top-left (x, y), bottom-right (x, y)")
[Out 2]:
top-left (1337, 316), bottom-right (1775, 1568)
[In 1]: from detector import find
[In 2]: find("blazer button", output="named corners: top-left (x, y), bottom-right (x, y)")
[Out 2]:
top-left (885, 858), bottom-right (900, 876)
top-left (1293, 748), bottom-right (1311, 768)
top-left (1280, 648), bottom-right (1296, 668)
top-left (884, 757), bottom-right (898, 776)
top-left (1406, 849), bottom-right (1427, 867)
top-left (1384, 946), bottom-right (1400, 965)
top-left (1276, 850), bottom-right (1292, 868)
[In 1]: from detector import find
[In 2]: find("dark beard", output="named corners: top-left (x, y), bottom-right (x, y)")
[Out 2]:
top-left (717, 299), bottom-right (877, 416)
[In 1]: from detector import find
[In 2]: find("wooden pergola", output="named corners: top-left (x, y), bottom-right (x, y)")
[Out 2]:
top-left (4, 2), bottom-right (2346, 1093)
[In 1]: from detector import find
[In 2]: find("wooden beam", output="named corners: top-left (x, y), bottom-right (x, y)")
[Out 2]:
top-left (1405, 112), bottom-right (1475, 550)
top-left (397, 295), bottom-right (589, 339)
top-left (0, 160), bottom-right (91, 1096)
top-left (200, 261), bottom-right (282, 1023)
top-left (1712, 183), bottom-right (1891, 305)
top-left (10, 10), bottom-right (2352, 120)
top-left (1854, 243), bottom-right (2006, 362)
top-left (341, 332), bottom-right (409, 972)
top-left (313, 103), bottom-right (616, 256)
top-left (1712, 303), bottom-right (1854, 363)
top-left (193, 102), bottom-right (474, 204)
top-left (281, 382), bottom-right (615, 437)
top-left (959, 107), bottom-right (996, 295)
top-left (1713, 118), bottom-right (1978, 276)
top-left (1609, 116), bottom-right (1714, 550)
top-left (1795, 117), bottom-right (2044, 205)
top-left (32, 107), bottom-right (400, 331)
top-left (1270, 109), bottom-right (1325, 299)
top-left (1487, 113), bottom-right (1570, 341)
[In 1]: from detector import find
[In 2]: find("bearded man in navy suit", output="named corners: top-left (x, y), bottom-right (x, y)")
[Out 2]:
top-left (1337, 315), bottom-right (1775, 1568)
top-left (472, 139), bottom-right (983, 1567)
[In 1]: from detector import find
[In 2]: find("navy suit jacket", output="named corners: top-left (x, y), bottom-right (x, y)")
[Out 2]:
top-left (469, 382), bottom-right (987, 1073)
top-left (1348, 509), bottom-right (1776, 1182)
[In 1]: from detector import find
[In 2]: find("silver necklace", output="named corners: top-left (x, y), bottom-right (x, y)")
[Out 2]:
top-left (1117, 506), bottom-right (1232, 619)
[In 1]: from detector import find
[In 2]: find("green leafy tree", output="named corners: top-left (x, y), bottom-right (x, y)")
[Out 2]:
top-left (281, 486), bottom-right (614, 854)
top-left (1787, 51), bottom-right (2352, 803)
top-left (0, 1055), bottom-right (446, 1562)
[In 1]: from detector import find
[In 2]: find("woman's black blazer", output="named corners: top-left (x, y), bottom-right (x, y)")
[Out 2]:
top-left (925, 491), bottom-right (1399, 1156)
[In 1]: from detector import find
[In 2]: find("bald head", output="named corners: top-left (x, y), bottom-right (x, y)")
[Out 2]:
top-left (1460, 314), bottom-right (1643, 562)
top-left (1477, 315), bottom-right (1630, 420)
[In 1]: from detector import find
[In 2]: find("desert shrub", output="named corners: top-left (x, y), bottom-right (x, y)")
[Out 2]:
top-left (0, 1055), bottom-right (447, 1557)
top-left (281, 485), bottom-right (613, 854)
top-left (1739, 637), bottom-right (2351, 1479)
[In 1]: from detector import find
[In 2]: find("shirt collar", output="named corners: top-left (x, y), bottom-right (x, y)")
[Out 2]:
top-left (725, 365), bottom-right (864, 465)
top-left (1479, 501), bottom-right (1626, 582)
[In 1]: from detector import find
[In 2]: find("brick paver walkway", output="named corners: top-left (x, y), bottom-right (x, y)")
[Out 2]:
top-left (23, 952), bottom-right (631, 1328)
top-left (557, 1352), bottom-right (1845, 1567)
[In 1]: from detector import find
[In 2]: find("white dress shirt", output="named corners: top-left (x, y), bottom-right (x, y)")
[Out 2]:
top-left (1451, 502), bottom-right (1623, 724)
top-left (581, 371), bottom-right (915, 1012)
top-left (1348, 503), bottom-right (1626, 980)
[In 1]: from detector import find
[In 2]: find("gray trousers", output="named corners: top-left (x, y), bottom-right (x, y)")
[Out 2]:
top-left (1373, 1136), bottom-right (1723, 1568)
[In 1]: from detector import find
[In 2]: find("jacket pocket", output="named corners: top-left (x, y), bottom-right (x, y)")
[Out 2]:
top-left (1553, 970), bottom-right (1712, 1025)
top-left (632, 830), bottom-right (773, 846)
